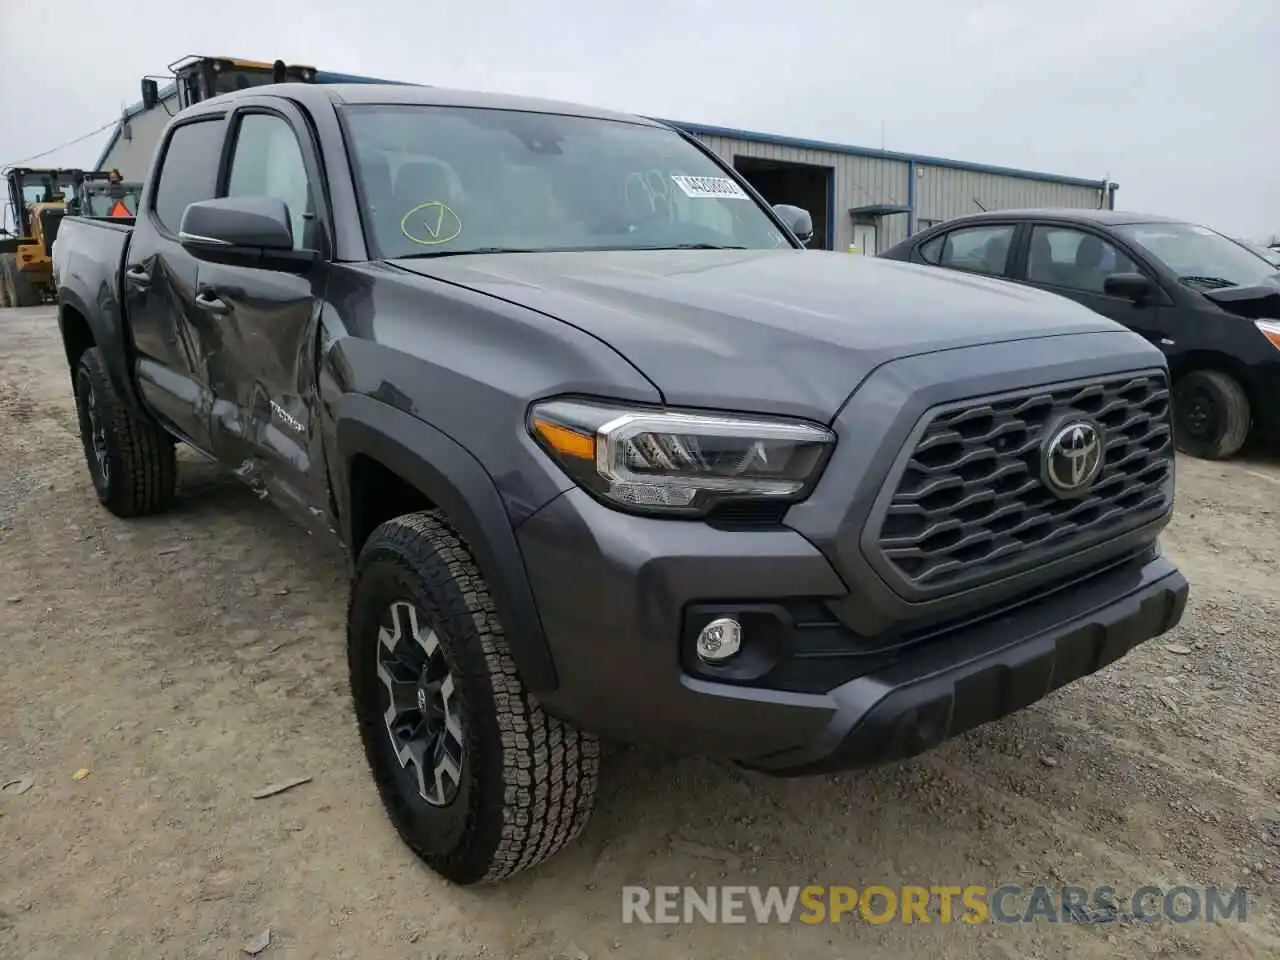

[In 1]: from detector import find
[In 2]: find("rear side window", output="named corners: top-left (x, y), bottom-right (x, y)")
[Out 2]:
top-left (936, 224), bottom-right (1016, 276)
top-left (152, 119), bottom-right (223, 233)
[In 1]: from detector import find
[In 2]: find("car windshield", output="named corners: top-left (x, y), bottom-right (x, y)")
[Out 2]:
top-left (341, 104), bottom-right (793, 259)
top-left (1114, 222), bottom-right (1280, 289)
top-left (1245, 242), bottom-right (1280, 267)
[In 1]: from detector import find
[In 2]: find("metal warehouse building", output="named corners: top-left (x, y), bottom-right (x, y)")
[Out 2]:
top-left (95, 69), bottom-right (1116, 255)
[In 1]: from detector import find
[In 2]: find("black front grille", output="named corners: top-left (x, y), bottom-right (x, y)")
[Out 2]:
top-left (868, 371), bottom-right (1173, 598)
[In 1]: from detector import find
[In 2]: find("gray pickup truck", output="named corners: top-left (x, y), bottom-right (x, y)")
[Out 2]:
top-left (52, 81), bottom-right (1188, 886)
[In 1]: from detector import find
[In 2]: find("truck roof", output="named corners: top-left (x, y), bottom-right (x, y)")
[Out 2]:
top-left (195, 81), bottom-right (667, 129)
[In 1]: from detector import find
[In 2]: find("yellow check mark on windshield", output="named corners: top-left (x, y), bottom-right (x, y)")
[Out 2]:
top-left (400, 201), bottom-right (463, 246)
top-left (423, 203), bottom-right (445, 239)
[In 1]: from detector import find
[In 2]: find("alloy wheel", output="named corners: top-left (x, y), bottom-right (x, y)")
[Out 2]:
top-left (375, 600), bottom-right (465, 807)
top-left (79, 373), bottom-right (111, 488)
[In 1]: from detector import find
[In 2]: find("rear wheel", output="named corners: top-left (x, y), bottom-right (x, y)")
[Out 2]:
top-left (348, 511), bottom-right (599, 885)
top-left (0, 254), bottom-right (16, 308)
top-left (10, 264), bottom-right (42, 307)
top-left (1173, 369), bottom-right (1251, 460)
top-left (73, 346), bottom-right (177, 517)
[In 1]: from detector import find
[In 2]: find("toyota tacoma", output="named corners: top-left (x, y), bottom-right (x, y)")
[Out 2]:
top-left (51, 82), bottom-right (1189, 885)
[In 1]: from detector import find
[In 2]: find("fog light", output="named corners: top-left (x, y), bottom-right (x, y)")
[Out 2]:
top-left (695, 617), bottom-right (742, 663)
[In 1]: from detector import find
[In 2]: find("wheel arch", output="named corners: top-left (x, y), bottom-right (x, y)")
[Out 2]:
top-left (334, 393), bottom-right (558, 693)
top-left (57, 290), bottom-right (143, 414)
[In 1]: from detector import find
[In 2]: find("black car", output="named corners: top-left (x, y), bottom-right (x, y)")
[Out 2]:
top-left (881, 210), bottom-right (1280, 460)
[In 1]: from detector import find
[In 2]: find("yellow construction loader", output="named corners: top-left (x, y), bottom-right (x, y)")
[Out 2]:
top-left (0, 167), bottom-right (139, 307)
top-left (0, 166), bottom-right (81, 307)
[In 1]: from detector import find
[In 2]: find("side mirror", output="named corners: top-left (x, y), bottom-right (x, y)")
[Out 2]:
top-left (140, 78), bottom-right (160, 111)
top-left (773, 204), bottom-right (814, 247)
top-left (178, 196), bottom-right (314, 271)
top-left (1103, 272), bottom-right (1155, 302)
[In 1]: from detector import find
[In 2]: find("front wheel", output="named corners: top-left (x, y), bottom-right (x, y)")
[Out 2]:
top-left (1173, 369), bottom-right (1251, 460)
top-left (348, 511), bottom-right (599, 885)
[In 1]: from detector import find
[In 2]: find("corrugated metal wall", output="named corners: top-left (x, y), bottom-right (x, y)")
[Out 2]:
top-left (913, 166), bottom-right (1105, 227)
top-left (99, 99), bottom-right (174, 181)
top-left (691, 132), bottom-right (1107, 254)
top-left (693, 133), bottom-right (911, 251)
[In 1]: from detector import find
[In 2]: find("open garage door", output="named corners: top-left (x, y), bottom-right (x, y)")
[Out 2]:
top-left (733, 157), bottom-right (833, 250)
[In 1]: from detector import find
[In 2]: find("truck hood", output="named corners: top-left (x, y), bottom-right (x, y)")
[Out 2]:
top-left (389, 248), bottom-right (1121, 419)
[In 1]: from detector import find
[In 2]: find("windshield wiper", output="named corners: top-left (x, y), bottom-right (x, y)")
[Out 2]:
top-left (394, 247), bottom-right (541, 260)
top-left (633, 243), bottom-right (748, 251)
top-left (392, 243), bottom-right (750, 260)
top-left (1179, 275), bottom-right (1237, 289)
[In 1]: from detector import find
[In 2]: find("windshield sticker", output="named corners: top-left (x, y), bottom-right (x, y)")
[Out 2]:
top-left (670, 175), bottom-right (749, 200)
top-left (400, 201), bottom-right (463, 245)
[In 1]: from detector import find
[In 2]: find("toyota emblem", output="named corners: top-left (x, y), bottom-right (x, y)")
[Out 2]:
top-left (1043, 420), bottom-right (1103, 497)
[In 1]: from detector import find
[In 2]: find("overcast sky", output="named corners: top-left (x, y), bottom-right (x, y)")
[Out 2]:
top-left (1, 0), bottom-right (1276, 240)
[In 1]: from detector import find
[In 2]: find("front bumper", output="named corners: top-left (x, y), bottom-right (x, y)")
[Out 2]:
top-left (518, 488), bottom-right (1188, 774)
top-left (748, 551), bottom-right (1188, 775)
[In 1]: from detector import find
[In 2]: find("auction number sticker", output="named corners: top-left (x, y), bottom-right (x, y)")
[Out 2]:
top-left (670, 175), bottom-right (749, 200)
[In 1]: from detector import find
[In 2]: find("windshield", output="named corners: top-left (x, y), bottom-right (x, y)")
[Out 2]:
top-left (1114, 222), bottom-right (1279, 288)
top-left (83, 186), bottom-right (140, 217)
top-left (341, 104), bottom-right (792, 258)
top-left (1245, 242), bottom-right (1280, 267)
top-left (21, 173), bottom-right (77, 206)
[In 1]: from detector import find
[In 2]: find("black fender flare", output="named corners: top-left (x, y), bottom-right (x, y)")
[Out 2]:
top-left (334, 393), bottom-right (558, 693)
top-left (56, 286), bottom-right (145, 416)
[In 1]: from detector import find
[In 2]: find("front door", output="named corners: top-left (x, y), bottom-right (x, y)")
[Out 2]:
top-left (1017, 222), bottom-right (1167, 347)
top-left (852, 222), bottom-right (877, 255)
top-left (195, 103), bottom-right (332, 535)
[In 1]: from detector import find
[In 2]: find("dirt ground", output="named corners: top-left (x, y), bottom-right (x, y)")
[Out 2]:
top-left (1, 303), bottom-right (1277, 960)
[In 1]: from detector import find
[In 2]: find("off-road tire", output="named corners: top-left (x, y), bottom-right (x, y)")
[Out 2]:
top-left (348, 511), bottom-right (599, 885)
top-left (1173, 369), bottom-right (1251, 461)
top-left (9, 262), bottom-right (42, 307)
top-left (0, 254), bottom-right (16, 308)
top-left (73, 346), bottom-right (177, 517)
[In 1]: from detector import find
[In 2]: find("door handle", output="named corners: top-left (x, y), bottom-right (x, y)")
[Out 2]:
top-left (194, 288), bottom-right (230, 315)
top-left (125, 264), bottom-right (151, 287)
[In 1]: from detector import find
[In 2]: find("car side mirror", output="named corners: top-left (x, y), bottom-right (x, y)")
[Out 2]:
top-left (178, 196), bottom-right (315, 271)
top-left (1103, 272), bottom-right (1155, 302)
top-left (141, 78), bottom-right (160, 111)
top-left (773, 203), bottom-right (814, 247)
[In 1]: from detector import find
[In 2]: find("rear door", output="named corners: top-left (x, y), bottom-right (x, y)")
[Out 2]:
top-left (194, 98), bottom-right (333, 534)
top-left (124, 114), bottom-right (227, 452)
top-left (1012, 221), bottom-right (1168, 347)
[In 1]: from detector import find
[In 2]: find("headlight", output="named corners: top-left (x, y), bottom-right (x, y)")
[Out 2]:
top-left (1257, 319), bottom-right (1280, 351)
top-left (528, 398), bottom-right (835, 516)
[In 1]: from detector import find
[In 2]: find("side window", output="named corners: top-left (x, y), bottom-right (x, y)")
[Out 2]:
top-left (1026, 226), bottom-right (1139, 294)
top-left (152, 119), bottom-right (224, 233)
top-left (936, 224), bottom-right (1016, 276)
top-left (225, 113), bottom-right (315, 250)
